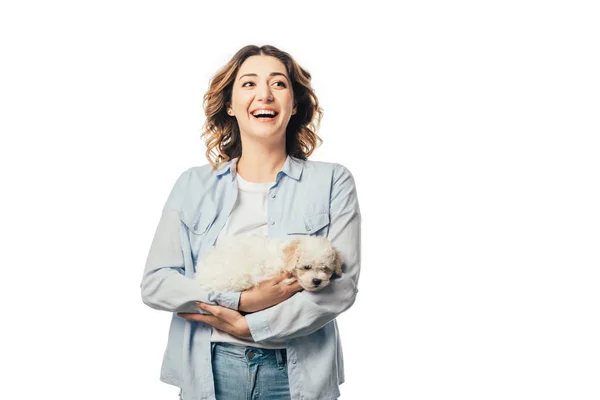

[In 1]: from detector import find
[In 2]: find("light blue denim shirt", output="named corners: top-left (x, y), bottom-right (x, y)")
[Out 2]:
top-left (141, 155), bottom-right (361, 400)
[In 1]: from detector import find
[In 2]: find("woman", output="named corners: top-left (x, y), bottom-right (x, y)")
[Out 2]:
top-left (141, 44), bottom-right (361, 400)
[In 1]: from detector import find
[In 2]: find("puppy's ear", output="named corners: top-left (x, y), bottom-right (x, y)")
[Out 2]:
top-left (333, 249), bottom-right (343, 277)
top-left (283, 239), bottom-right (301, 270)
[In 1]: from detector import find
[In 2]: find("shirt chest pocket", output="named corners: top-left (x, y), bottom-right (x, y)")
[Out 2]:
top-left (185, 194), bottom-right (220, 238)
top-left (286, 212), bottom-right (330, 237)
top-left (190, 213), bottom-right (217, 236)
top-left (187, 211), bottom-right (219, 268)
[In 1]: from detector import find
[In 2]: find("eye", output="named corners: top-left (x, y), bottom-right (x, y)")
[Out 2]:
top-left (242, 81), bottom-right (254, 87)
top-left (273, 80), bottom-right (287, 88)
top-left (303, 265), bottom-right (312, 270)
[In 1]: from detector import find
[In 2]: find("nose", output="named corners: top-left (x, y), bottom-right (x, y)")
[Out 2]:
top-left (257, 83), bottom-right (274, 102)
top-left (312, 278), bottom-right (322, 286)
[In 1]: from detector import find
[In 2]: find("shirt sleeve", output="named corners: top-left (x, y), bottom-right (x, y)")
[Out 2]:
top-left (140, 169), bottom-right (241, 313)
top-left (245, 164), bottom-right (361, 341)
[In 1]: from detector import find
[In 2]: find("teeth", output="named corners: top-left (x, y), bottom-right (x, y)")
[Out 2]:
top-left (252, 110), bottom-right (276, 117)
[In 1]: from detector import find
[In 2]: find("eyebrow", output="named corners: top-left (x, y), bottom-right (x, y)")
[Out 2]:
top-left (238, 72), bottom-right (289, 81)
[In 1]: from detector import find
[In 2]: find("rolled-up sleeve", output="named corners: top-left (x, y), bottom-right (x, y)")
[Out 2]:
top-left (140, 169), bottom-right (241, 313)
top-left (246, 164), bottom-right (361, 341)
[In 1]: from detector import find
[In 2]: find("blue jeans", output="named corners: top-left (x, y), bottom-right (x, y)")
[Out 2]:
top-left (180, 342), bottom-right (291, 400)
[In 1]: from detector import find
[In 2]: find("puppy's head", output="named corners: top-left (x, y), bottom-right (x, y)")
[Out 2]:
top-left (283, 236), bottom-right (343, 291)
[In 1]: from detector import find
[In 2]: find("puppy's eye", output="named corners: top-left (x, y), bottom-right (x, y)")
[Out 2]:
top-left (303, 265), bottom-right (312, 270)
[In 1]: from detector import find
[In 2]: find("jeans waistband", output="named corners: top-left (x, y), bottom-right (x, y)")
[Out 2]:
top-left (211, 342), bottom-right (287, 367)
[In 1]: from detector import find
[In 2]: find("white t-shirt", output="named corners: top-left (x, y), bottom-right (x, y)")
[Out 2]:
top-left (210, 172), bottom-right (287, 349)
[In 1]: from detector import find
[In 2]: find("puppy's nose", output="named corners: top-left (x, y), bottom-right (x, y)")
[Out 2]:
top-left (312, 278), bottom-right (322, 286)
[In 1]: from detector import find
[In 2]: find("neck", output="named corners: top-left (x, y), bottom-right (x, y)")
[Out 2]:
top-left (236, 142), bottom-right (287, 183)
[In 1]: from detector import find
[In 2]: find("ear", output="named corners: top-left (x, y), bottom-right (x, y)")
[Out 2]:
top-left (283, 239), bottom-right (301, 270)
top-left (333, 249), bottom-right (343, 276)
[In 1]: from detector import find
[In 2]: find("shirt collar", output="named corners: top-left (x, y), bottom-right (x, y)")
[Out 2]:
top-left (216, 154), bottom-right (304, 181)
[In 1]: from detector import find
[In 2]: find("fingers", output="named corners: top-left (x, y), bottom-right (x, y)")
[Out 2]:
top-left (176, 304), bottom-right (220, 321)
top-left (196, 302), bottom-right (220, 316)
top-left (177, 307), bottom-right (247, 337)
top-left (177, 309), bottom-right (224, 326)
top-left (183, 313), bottom-right (227, 331)
top-left (196, 302), bottom-right (242, 321)
top-left (266, 271), bottom-right (294, 286)
top-left (272, 270), bottom-right (293, 282)
top-left (287, 280), bottom-right (303, 293)
top-left (176, 312), bottom-right (204, 321)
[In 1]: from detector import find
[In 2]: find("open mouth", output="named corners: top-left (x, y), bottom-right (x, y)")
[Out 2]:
top-left (252, 110), bottom-right (279, 120)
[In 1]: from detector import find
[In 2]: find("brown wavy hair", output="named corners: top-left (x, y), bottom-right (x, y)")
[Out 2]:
top-left (201, 45), bottom-right (323, 169)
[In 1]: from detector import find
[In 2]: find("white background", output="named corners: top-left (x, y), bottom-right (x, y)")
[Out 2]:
top-left (1, 1), bottom-right (599, 399)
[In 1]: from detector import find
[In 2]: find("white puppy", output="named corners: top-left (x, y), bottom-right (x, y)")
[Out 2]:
top-left (194, 235), bottom-right (342, 292)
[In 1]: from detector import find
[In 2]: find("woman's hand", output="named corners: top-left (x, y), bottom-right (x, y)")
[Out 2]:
top-left (239, 271), bottom-right (303, 313)
top-left (177, 302), bottom-right (251, 338)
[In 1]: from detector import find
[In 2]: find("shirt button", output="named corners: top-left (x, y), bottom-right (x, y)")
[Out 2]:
top-left (247, 352), bottom-right (255, 360)
top-left (270, 192), bottom-right (276, 198)
top-left (292, 359), bottom-right (297, 364)
top-left (269, 220), bottom-right (275, 225)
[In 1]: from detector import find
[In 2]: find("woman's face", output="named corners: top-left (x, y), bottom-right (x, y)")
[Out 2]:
top-left (229, 55), bottom-right (296, 145)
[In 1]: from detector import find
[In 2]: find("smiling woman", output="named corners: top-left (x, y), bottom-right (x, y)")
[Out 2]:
top-left (201, 45), bottom-right (323, 172)
top-left (141, 44), bottom-right (361, 400)
top-left (228, 56), bottom-right (297, 146)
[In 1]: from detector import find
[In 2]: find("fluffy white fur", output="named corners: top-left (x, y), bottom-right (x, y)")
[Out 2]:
top-left (194, 235), bottom-right (342, 292)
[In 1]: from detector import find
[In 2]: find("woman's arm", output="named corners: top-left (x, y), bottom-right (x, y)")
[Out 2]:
top-left (140, 169), bottom-right (241, 314)
top-left (245, 164), bottom-right (361, 341)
